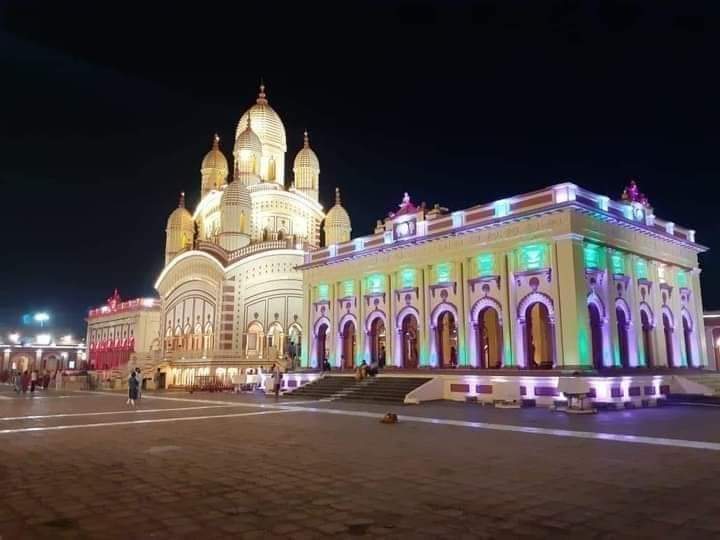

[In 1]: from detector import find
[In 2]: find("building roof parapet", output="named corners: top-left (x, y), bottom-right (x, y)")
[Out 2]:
top-left (300, 182), bottom-right (705, 270)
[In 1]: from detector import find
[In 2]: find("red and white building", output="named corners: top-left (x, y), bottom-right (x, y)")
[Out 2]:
top-left (86, 290), bottom-right (162, 375)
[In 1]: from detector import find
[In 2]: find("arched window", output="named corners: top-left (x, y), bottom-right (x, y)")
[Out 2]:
top-left (203, 322), bottom-right (214, 352)
top-left (525, 302), bottom-right (553, 369)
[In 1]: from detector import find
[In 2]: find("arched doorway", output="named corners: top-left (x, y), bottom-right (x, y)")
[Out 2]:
top-left (682, 312), bottom-right (693, 367)
top-left (401, 314), bottom-right (419, 369)
top-left (525, 302), bottom-right (553, 368)
top-left (640, 308), bottom-right (654, 367)
top-left (477, 307), bottom-right (502, 368)
top-left (588, 303), bottom-right (603, 369)
top-left (369, 317), bottom-right (386, 367)
top-left (316, 323), bottom-right (328, 367)
top-left (267, 322), bottom-right (284, 357)
top-left (288, 324), bottom-right (302, 361)
top-left (437, 311), bottom-right (458, 368)
top-left (616, 304), bottom-right (630, 368)
top-left (342, 320), bottom-right (356, 369)
top-left (663, 311), bottom-right (675, 367)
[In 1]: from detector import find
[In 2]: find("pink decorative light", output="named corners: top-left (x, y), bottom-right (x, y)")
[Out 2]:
top-left (621, 178), bottom-right (650, 207)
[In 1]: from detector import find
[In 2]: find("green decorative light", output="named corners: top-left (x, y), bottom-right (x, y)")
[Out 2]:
top-left (317, 284), bottom-right (329, 300)
top-left (475, 253), bottom-right (495, 276)
top-left (635, 258), bottom-right (648, 279)
top-left (610, 251), bottom-right (625, 275)
top-left (400, 268), bottom-right (416, 289)
top-left (677, 270), bottom-right (688, 288)
top-left (342, 280), bottom-right (355, 298)
top-left (583, 243), bottom-right (603, 270)
top-left (435, 262), bottom-right (452, 283)
top-left (366, 273), bottom-right (385, 293)
top-left (518, 244), bottom-right (547, 271)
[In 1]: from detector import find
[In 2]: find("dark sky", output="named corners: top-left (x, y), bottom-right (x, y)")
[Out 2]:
top-left (1, 0), bottom-right (719, 337)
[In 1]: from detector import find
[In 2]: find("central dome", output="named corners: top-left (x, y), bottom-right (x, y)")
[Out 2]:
top-left (236, 85), bottom-right (287, 152)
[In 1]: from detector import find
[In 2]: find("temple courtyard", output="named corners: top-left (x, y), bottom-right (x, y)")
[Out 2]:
top-left (2, 389), bottom-right (720, 539)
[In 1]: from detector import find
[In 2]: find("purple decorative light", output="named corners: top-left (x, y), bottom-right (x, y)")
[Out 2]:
top-left (621, 178), bottom-right (650, 207)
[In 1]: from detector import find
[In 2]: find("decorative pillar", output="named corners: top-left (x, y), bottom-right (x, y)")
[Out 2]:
top-left (457, 259), bottom-right (468, 366)
top-left (420, 265), bottom-right (431, 367)
top-left (502, 251), bottom-right (515, 368)
top-left (394, 328), bottom-right (403, 368)
top-left (553, 234), bottom-right (592, 369)
top-left (691, 267), bottom-right (707, 368)
top-left (387, 270), bottom-right (396, 367)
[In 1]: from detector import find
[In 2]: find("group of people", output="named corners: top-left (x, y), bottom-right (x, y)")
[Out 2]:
top-left (12, 369), bottom-right (60, 393)
top-left (355, 360), bottom-right (380, 380)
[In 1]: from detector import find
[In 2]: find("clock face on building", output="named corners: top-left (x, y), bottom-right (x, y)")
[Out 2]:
top-left (632, 205), bottom-right (644, 222)
top-left (394, 219), bottom-right (416, 239)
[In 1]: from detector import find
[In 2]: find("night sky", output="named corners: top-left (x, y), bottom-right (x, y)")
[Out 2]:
top-left (2, 1), bottom-right (719, 338)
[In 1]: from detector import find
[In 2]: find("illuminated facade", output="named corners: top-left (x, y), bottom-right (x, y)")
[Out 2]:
top-left (86, 290), bottom-right (161, 374)
top-left (155, 86), bottom-right (343, 387)
top-left (299, 182), bottom-right (708, 374)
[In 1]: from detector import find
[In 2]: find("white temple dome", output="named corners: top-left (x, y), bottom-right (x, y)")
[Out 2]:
top-left (325, 188), bottom-right (351, 229)
top-left (234, 117), bottom-right (263, 155)
top-left (293, 130), bottom-right (320, 171)
top-left (221, 180), bottom-right (252, 209)
top-left (201, 134), bottom-right (229, 173)
top-left (167, 193), bottom-right (194, 229)
top-left (236, 84), bottom-right (287, 152)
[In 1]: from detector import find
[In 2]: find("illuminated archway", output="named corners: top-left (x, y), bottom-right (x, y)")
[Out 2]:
top-left (682, 308), bottom-right (694, 367)
top-left (639, 303), bottom-right (655, 367)
top-left (477, 307), bottom-right (502, 369)
top-left (401, 314), bottom-right (419, 369)
top-left (341, 320), bottom-right (356, 369)
top-left (615, 298), bottom-right (631, 368)
top-left (366, 312), bottom-right (387, 366)
top-left (662, 307), bottom-right (675, 367)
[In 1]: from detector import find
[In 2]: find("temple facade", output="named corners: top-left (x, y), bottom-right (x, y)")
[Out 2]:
top-left (299, 182), bottom-right (708, 372)
top-left (154, 86), bottom-right (350, 387)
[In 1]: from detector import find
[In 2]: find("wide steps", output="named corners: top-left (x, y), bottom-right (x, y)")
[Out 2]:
top-left (286, 376), bottom-right (357, 399)
top-left (679, 373), bottom-right (720, 395)
top-left (338, 377), bottom-right (432, 403)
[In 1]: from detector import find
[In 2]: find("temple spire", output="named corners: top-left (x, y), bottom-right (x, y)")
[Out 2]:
top-left (256, 80), bottom-right (268, 104)
top-left (178, 192), bottom-right (185, 208)
top-left (303, 129), bottom-right (310, 148)
top-left (335, 186), bottom-right (341, 205)
top-left (212, 133), bottom-right (220, 149)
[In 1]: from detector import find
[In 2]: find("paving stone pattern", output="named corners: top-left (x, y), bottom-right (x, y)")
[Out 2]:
top-left (1, 389), bottom-right (720, 539)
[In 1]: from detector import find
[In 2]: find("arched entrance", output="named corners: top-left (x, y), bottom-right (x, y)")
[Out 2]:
top-left (267, 322), bottom-right (284, 357)
top-left (316, 323), bottom-right (328, 367)
top-left (616, 302), bottom-right (630, 368)
top-left (682, 312), bottom-right (693, 367)
top-left (588, 303), bottom-right (603, 370)
top-left (525, 302), bottom-right (553, 369)
top-left (663, 310), bottom-right (675, 367)
top-left (342, 320), bottom-right (356, 369)
top-left (477, 307), bottom-right (502, 369)
top-left (640, 307), bottom-right (654, 367)
top-left (288, 324), bottom-right (302, 360)
top-left (401, 314), bottom-right (419, 369)
top-left (437, 311), bottom-right (458, 368)
top-left (369, 317), bottom-right (386, 367)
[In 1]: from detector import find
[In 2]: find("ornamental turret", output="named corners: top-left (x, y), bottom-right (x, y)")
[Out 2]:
top-left (293, 130), bottom-right (320, 201)
top-left (165, 192), bottom-right (195, 264)
top-left (323, 187), bottom-right (352, 246)
top-left (200, 134), bottom-right (229, 198)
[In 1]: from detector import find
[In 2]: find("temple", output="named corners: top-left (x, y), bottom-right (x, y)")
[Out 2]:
top-left (299, 181), bottom-right (708, 382)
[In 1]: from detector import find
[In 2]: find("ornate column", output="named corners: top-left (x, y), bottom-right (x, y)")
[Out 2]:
top-left (691, 267), bottom-right (707, 367)
top-left (553, 234), bottom-right (592, 369)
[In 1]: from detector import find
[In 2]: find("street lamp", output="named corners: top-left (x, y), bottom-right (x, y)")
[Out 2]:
top-left (8, 332), bottom-right (20, 344)
top-left (34, 312), bottom-right (50, 328)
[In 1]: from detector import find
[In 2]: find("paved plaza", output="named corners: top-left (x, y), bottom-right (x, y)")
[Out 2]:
top-left (2, 388), bottom-right (720, 539)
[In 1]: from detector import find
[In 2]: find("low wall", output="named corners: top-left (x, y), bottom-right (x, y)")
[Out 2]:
top-left (438, 373), bottom-right (672, 407)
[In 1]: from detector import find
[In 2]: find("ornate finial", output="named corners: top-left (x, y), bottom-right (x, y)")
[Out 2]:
top-left (335, 187), bottom-right (341, 205)
top-left (402, 192), bottom-right (410, 205)
top-left (621, 177), bottom-right (650, 207)
top-left (256, 80), bottom-right (268, 104)
top-left (213, 133), bottom-right (220, 148)
top-left (303, 129), bottom-right (309, 148)
top-left (178, 192), bottom-right (185, 208)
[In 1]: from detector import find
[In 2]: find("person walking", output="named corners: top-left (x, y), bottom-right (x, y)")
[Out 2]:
top-left (21, 370), bottom-right (29, 394)
top-left (55, 369), bottom-right (63, 390)
top-left (135, 368), bottom-right (143, 400)
top-left (272, 363), bottom-right (282, 400)
top-left (30, 369), bottom-right (38, 393)
top-left (127, 371), bottom-right (139, 407)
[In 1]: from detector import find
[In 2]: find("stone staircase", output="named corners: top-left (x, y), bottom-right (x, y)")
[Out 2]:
top-left (337, 377), bottom-right (432, 403)
top-left (285, 376), bottom-right (358, 400)
top-left (667, 372), bottom-right (720, 406)
top-left (285, 375), bottom-right (433, 403)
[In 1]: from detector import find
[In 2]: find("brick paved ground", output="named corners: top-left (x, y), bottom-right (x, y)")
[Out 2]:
top-left (2, 387), bottom-right (720, 539)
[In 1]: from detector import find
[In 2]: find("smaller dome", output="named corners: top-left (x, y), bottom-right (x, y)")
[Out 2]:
top-left (234, 115), bottom-right (263, 156)
top-left (167, 192), bottom-right (194, 229)
top-left (293, 130), bottom-right (320, 171)
top-left (201, 134), bottom-right (229, 172)
top-left (325, 187), bottom-right (351, 229)
top-left (221, 180), bottom-right (252, 209)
